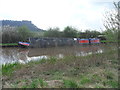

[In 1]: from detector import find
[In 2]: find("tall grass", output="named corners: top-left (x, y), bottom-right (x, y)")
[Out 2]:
top-left (2, 63), bottom-right (24, 76)
top-left (63, 80), bottom-right (78, 88)
top-left (11, 78), bottom-right (48, 88)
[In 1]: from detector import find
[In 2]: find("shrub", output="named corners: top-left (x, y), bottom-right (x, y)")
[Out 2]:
top-left (63, 80), bottom-right (78, 88)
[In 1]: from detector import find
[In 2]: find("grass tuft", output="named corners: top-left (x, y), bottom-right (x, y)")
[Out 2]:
top-left (80, 77), bottom-right (91, 85)
top-left (2, 63), bottom-right (22, 76)
top-left (63, 79), bottom-right (78, 88)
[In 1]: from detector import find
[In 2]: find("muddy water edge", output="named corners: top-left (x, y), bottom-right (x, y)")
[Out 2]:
top-left (1, 44), bottom-right (116, 64)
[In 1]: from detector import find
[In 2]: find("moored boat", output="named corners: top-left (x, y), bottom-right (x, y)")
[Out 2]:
top-left (18, 42), bottom-right (30, 47)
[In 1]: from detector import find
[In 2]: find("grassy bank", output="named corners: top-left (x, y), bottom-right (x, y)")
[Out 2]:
top-left (2, 49), bottom-right (119, 88)
top-left (100, 40), bottom-right (119, 43)
top-left (0, 43), bottom-right (18, 46)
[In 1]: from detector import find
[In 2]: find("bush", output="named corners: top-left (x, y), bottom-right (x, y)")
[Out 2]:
top-left (17, 26), bottom-right (33, 41)
top-left (63, 80), bottom-right (78, 88)
top-left (2, 26), bottom-right (34, 43)
top-left (63, 26), bottom-right (78, 38)
top-left (44, 27), bottom-right (63, 37)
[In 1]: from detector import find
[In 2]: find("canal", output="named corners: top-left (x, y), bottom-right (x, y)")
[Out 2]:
top-left (0, 44), bottom-right (117, 64)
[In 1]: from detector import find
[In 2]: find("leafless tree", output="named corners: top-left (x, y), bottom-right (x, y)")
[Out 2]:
top-left (103, 1), bottom-right (120, 41)
top-left (104, 2), bottom-right (119, 30)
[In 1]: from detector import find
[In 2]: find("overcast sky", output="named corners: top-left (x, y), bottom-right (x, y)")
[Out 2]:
top-left (0, 0), bottom-right (119, 31)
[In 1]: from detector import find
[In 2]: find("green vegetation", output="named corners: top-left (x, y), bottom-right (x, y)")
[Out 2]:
top-left (104, 80), bottom-right (118, 88)
top-left (2, 26), bottom-right (32, 43)
top-left (80, 76), bottom-right (91, 85)
top-left (103, 2), bottom-right (119, 42)
top-left (10, 78), bottom-right (48, 88)
top-left (2, 63), bottom-right (23, 76)
top-left (17, 26), bottom-right (33, 40)
top-left (0, 43), bottom-right (18, 46)
top-left (63, 80), bottom-right (78, 88)
top-left (79, 30), bottom-right (101, 39)
top-left (27, 79), bottom-right (48, 88)
top-left (1, 26), bottom-right (43, 43)
top-left (2, 48), bottom-right (118, 88)
top-left (1, 24), bottom-right (118, 44)
top-left (2, 25), bottom-right (106, 44)
top-left (63, 26), bottom-right (78, 38)
top-left (44, 27), bottom-right (63, 37)
top-left (44, 26), bottom-right (103, 39)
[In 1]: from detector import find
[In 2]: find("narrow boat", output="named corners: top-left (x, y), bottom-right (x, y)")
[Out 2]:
top-left (90, 38), bottom-right (100, 44)
top-left (77, 39), bottom-right (89, 44)
top-left (18, 42), bottom-right (30, 47)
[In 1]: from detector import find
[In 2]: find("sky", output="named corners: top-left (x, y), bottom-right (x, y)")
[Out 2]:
top-left (0, 0), bottom-right (119, 31)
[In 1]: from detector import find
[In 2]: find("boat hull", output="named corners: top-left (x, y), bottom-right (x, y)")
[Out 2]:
top-left (18, 42), bottom-right (30, 47)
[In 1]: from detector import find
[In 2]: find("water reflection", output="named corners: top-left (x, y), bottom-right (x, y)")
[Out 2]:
top-left (0, 45), bottom-right (111, 64)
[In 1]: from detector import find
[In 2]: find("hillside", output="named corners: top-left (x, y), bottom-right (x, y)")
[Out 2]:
top-left (0, 20), bottom-right (44, 32)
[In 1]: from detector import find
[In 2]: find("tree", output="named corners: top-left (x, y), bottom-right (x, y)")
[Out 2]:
top-left (44, 27), bottom-right (62, 37)
top-left (103, 1), bottom-right (120, 42)
top-left (17, 26), bottom-right (33, 41)
top-left (79, 30), bottom-right (101, 38)
top-left (63, 26), bottom-right (78, 38)
top-left (2, 26), bottom-right (20, 43)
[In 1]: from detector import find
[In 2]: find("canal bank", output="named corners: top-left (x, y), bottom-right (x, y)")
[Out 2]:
top-left (0, 43), bottom-right (18, 47)
top-left (0, 39), bottom-right (118, 47)
top-left (2, 47), bottom-right (118, 88)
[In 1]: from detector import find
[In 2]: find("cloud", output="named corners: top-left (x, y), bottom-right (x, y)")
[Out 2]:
top-left (0, 0), bottom-right (115, 31)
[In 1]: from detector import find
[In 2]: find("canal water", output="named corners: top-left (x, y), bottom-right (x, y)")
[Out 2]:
top-left (0, 44), bottom-right (117, 64)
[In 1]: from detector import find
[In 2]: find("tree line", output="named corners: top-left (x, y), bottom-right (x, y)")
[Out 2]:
top-left (1, 25), bottom-right (103, 43)
top-left (44, 26), bottom-right (102, 38)
top-left (1, 26), bottom-right (33, 43)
